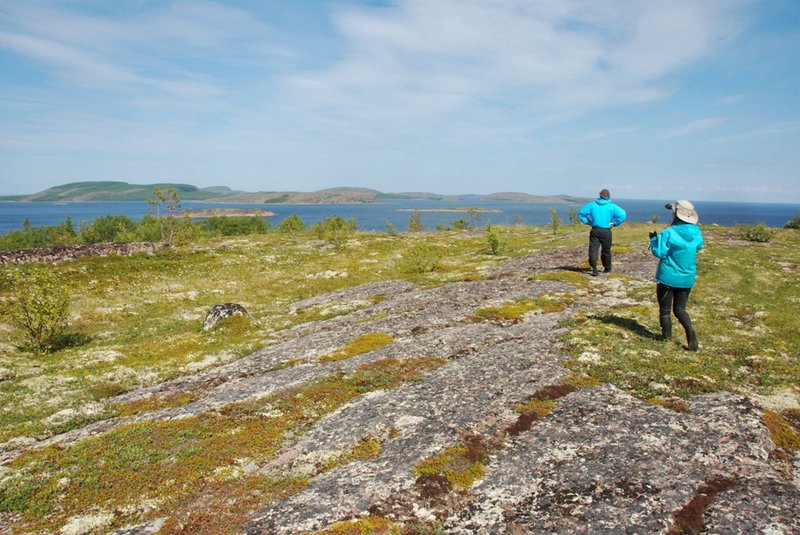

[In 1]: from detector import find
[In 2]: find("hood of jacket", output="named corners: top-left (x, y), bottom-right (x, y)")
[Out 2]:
top-left (670, 221), bottom-right (703, 244)
top-left (595, 198), bottom-right (610, 205)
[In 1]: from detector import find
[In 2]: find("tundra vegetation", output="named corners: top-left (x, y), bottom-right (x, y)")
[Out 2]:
top-left (0, 217), bottom-right (798, 533)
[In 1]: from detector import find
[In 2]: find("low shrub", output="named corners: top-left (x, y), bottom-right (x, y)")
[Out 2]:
top-left (397, 243), bottom-right (441, 273)
top-left (311, 216), bottom-right (357, 246)
top-left (784, 214), bottom-right (800, 229)
top-left (741, 222), bottom-right (774, 243)
top-left (3, 266), bottom-right (72, 354)
top-left (278, 214), bottom-right (306, 232)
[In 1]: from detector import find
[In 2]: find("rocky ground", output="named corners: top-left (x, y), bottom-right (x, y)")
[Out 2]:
top-left (3, 245), bottom-right (798, 534)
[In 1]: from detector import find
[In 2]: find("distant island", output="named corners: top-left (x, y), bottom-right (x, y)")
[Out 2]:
top-left (187, 208), bottom-right (276, 219)
top-left (0, 181), bottom-right (587, 205)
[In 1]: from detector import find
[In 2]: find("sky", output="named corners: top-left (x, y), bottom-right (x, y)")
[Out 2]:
top-left (1, 0), bottom-right (799, 203)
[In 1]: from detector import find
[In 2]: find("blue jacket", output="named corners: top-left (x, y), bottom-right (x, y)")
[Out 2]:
top-left (578, 198), bottom-right (626, 228)
top-left (650, 222), bottom-right (704, 288)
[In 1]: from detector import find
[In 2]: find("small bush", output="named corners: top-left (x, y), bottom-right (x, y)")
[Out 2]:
top-left (784, 214), bottom-right (800, 229)
top-left (548, 208), bottom-right (562, 235)
top-left (3, 266), bottom-right (72, 354)
top-left (741, 222), bottom-right (774, 243)
top-left (567, 207), bottom-right (579, 225)
top-left (197, 216), bottom-right (270, 237)
top-left (79, 215), bottom-right (138, 244)
top-left (311, 215), bottom-right (357, 247)
top-left (278, 214), bottom-right (306, 232)
top-left (451, 219), bottom-right (470, 230)
top-left (397, 243), bottom-right (441, 273)
top-left (486, 225), bottom-right (505, 255)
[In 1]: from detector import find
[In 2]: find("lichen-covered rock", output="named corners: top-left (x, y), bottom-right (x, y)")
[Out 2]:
top-left (2, 245), bottom-right (796, 534)
top-left (202, 303), bottom-right (251, 330)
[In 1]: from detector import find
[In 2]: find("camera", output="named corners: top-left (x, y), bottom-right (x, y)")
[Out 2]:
top-left (649, 231), bottom-right (657, 239)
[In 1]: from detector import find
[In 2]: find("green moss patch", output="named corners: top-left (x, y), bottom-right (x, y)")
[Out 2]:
top-left (413, 436), bottom-right (489, 490)
top-left (476, 297), bottom-right (566, 321)
top-left (319, 333), bottom-right (395, 363)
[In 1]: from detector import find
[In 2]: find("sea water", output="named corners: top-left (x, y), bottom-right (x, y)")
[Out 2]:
top-left (0, 198), bottom-right (798, 234)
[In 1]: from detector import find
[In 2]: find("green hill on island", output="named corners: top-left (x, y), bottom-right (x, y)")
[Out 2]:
top-left (10, 181), bottom-right (237, 202)
top-left (3, 181), bottom-right (585, 204)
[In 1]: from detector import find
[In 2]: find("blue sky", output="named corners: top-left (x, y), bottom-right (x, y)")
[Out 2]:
top-left (1, 0), bottom-right (799, 203)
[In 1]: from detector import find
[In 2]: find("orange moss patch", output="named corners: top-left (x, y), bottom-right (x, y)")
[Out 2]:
top-left (764, 409), bottom-right (800, 451)
top-left (648, 397), bottom-right (690, 413)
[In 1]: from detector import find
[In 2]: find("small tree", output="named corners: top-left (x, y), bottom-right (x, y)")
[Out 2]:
top-left (548, 208), bottom-right (562, 235)
top-left (408, 211), bottom-right (424, 232)
top-left (4, 266), bottom-right (72, 354)
top-left (467, 208), bottom-right (482, 228)
top-left (650, 214), bottom-right (661, 224)
top-left (567, 207), bottom-right (579, 226)
top-left (147, 186), bottom-right (182, 244)
top-left (486, 224), bottom-right (505, 256)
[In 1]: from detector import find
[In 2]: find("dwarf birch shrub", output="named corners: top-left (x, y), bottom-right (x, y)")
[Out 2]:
top-left (278, 214), bottom-right (306, 232)
top-left (398, 243), bottom-right (441, 273)
top-left (3, 266), bottom-right (71, 354)
top-left (312, 216), bottom-right (357, 247)
top-left (486, 224), bottom-right (505, 255)
top-left (741, 222), bottom-right (774, 243)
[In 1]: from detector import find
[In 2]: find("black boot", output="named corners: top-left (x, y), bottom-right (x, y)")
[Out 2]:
top-left (659, 314), bottom-right (672, 341)
top-left (686, 329), bottom-right (698, 351)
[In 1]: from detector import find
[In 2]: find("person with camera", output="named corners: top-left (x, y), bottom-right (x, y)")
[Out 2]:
top-left (649, 200), bottom-right (704, 351)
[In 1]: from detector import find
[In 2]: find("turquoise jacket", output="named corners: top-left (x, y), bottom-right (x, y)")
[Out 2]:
top-left (578, 198), bottom-right (626, 228)
top-left (650, 222), bottom-right (704, 288)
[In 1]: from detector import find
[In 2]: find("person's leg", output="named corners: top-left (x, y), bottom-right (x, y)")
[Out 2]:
top-left (672, 288), bottom-right (697, 350)
top-left (656, 283), bottom-right (673, 340)
top-left (588, 229), bottom-right (600, 274)
top-left (599, 228), bottom-right (613, 272)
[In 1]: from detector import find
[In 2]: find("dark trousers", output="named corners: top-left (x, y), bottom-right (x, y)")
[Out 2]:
top-left (588, 227), bottom-right (612, 271)
top-left (657, 283), bottom-right (697, 346)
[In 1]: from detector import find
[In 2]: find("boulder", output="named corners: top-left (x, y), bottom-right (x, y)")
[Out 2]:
top-left (203, 303), bottom-right (251, 330)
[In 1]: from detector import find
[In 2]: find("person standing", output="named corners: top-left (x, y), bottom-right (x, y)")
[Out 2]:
top-left (578, 189), bottom-right (627, 276)
top-left (649, 200), bottom-right (703, 351)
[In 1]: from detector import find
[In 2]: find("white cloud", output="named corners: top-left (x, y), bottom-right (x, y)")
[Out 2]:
top-left (583, 127), bottom-right (638, 140)
top-left (659, 117), bottom-right (729, 139)
top-left (281, 0), bottom-right (749, 134)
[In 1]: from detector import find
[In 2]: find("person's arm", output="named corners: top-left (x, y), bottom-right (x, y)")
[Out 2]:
top-left (650, 230), bottom-right (670, 259)
top-left (578, 204), bottom-right (592, 225)
top-left (612, 205), bottom-right (627, 227)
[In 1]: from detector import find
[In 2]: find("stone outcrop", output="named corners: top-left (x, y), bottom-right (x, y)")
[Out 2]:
top-left (203, 303), bottom-right (251, 330)
top-left (2, 245), bottom-right (798, 534)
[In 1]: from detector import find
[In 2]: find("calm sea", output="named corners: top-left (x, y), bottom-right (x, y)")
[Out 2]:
top-left (0, 198), bottom-right (798, 234)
